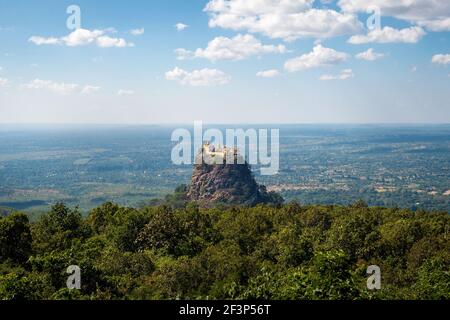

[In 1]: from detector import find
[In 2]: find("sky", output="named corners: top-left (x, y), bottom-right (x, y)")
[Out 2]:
top-left (0, 0), bottom-right (449, 124)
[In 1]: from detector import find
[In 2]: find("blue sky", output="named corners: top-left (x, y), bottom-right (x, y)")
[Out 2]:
top-left (0, 0), bottom-right (449, 124)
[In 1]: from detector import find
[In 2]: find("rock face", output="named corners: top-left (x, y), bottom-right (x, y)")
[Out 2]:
top-left (187, 147), bottom-right (283, 207)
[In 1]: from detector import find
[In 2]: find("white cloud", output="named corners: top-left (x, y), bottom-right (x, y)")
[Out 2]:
top-left (339, 0), bottom-right (450, 31)
top-left (204, 0), bottom-right (363, 41)
top-left (62, 29), bottom-right (104, 46)
top-left (29, 28), bottom-right (133, 48)
top-left (118, 89), bottom-right (135, 96)
top-left (355, 48), bottom-right (385, 61)
top-left (130, 28), bottom-right (145, 36)
top-left (0, 78), bottom-right (9, 87)
top-left (103, 27), bottom-right (118, 34)
top-left (81, 85), bottom-right (101, 94)
top-left (319, 69), bottom-right (354, 81)
top-left (175, 23), bottom-right (189, 31)
top-left (284, 44), bottom-right (348, 72)
top-left (348, 26), bottom-right (425, 44)
top-left (23, 79), bottom-right (80, 95)
top-left (176, 34), bottom-right (286, 62)
top-left (418, 18), bottom-right (450, 32)
top-left (431, 54), bottom-right (450, 66)
top-left (165, 67), bottom-right (231, 87)
top-left (174, 48), bottom-right (192, 60)
top-left (0, 66), bottom-right (10, 87)
top-left (256, 69), bottom-right (280, 78)
top-left (28, 36), bottom-right (61, 46)
top-left (96, 36), bottom-right (133, 48)
top-left (23, 79), bottom-right (100, 95)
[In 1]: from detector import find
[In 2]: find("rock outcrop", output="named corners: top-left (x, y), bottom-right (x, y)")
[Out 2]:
top-left (187, 145), bottom-right (283, 207)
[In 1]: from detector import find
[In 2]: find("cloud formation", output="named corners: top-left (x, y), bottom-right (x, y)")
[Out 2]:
top-left (130, 28), bottom-right (145, 36)
top-left (319, 69), bottom-right (354, 81)
top-left (204, 0), bottom-right (362, 41)
top-left (165, 67), bottom-right (231, 86)
top-left (176, 34), bottom-right (286, 61)
top-left (175, 23), bottom-right (189, 31)
top-left (28, 36), bottom-right (60, 45)
top-left (431, 54), bottom-right (450, 65)
top-left (339, 0), bottom-right (450, 31)
top-left (348, 26), bottom-right (426, 44)
top-left (355, 48), bottom-right (385, 61)
top-left (284, 44), bottom-right (348, 72)
top-left (22, 79), bottom-right (100, 95)
top-left (29, 28), bottom-right (134, 48)
top-left (81, 85), bottom-right (101, 94)
top-left (256, 69), bottom-right (280, 78)
top-left (0, 78), bottom-right (9, 87)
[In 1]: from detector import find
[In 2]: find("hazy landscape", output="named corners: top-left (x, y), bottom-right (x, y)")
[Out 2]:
top-left (1, 0), bottom-right (450, 306)
top-left (1, 124), bottom-right (449, 216)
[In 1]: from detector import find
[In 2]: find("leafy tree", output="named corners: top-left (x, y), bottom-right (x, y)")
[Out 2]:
top-left (87, 202), bottom-right (120, 235)
top-left (32, 203), bottom-right (88, 253)
top-left (0, 213), bottom-right (32, 264)
top-left (0, 199), bottom-right (448, 300)
top-left (326, 210), bottom-right (381, 260)
top-left (135, 206), bottom-right (181, 255)
top-left (0, 272), bottom-right (51, 300)
top-left (309, 250), bottom-right (360, 300)
top-left (413, 255), bottom-right (450, 300)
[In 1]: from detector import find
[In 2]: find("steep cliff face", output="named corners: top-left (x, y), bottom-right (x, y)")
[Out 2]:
top-left (187, 161), bottom-right (283, 207)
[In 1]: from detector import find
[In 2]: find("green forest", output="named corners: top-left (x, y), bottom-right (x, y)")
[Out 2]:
top-left (0, 193), bottom-right (449, 300)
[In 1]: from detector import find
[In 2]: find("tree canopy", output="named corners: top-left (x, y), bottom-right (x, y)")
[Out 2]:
top-left (0, 201), bottom-right (448, 300)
